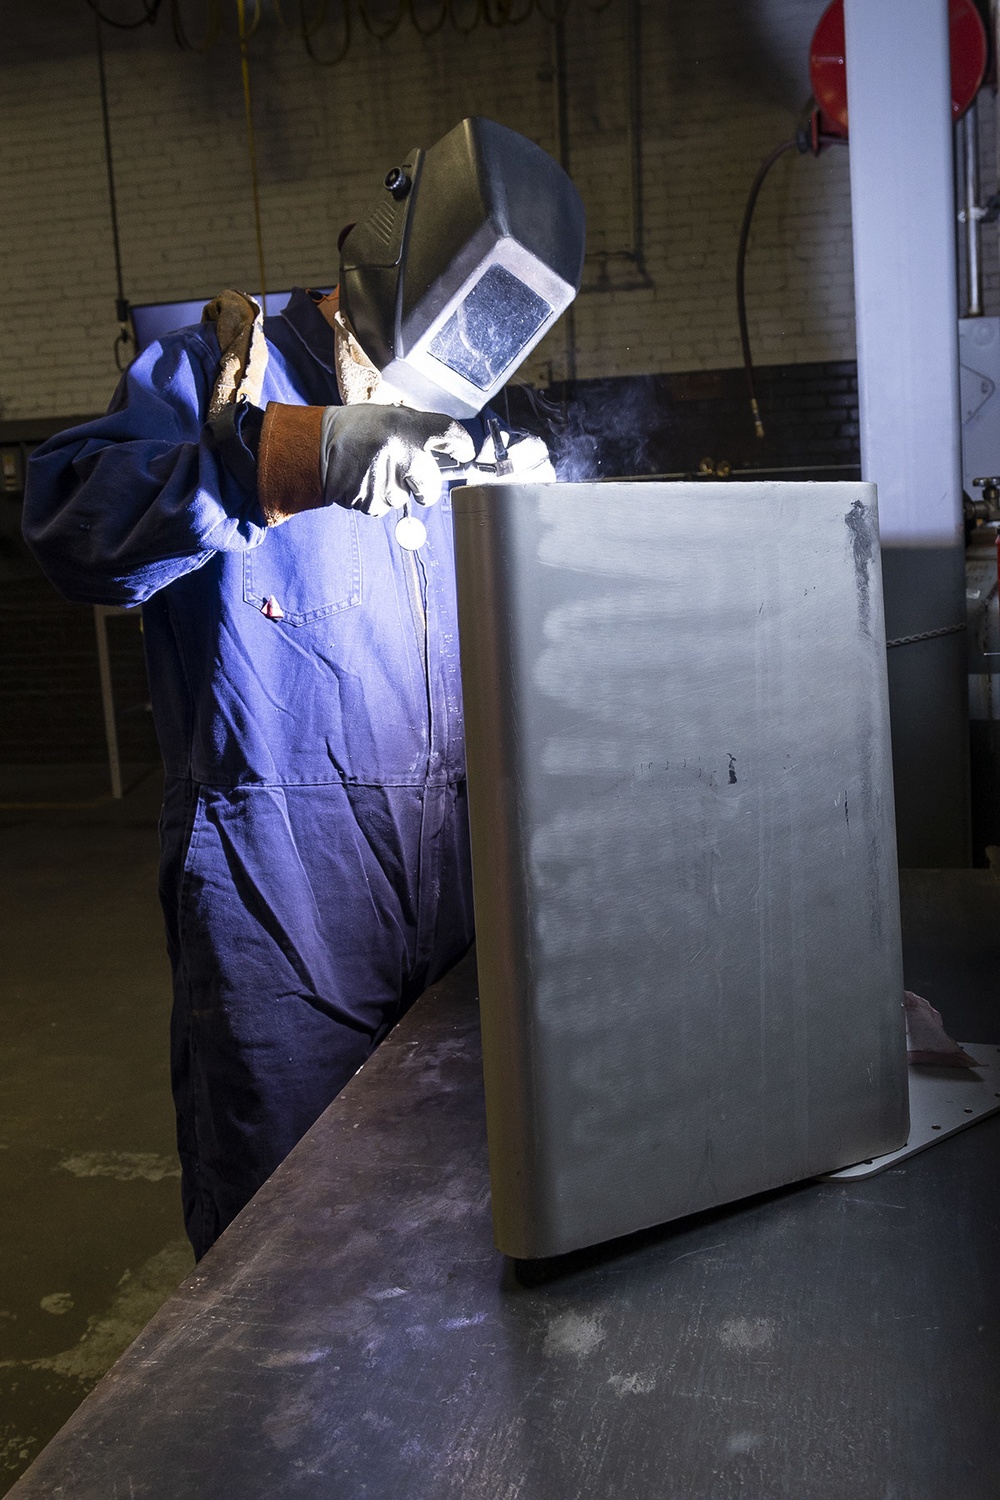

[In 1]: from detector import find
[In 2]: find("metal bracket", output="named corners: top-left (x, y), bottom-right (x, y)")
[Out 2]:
top-left (823, 1044), bottom-right (1000, 1180)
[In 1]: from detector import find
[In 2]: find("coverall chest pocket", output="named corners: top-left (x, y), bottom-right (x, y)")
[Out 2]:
top-left (243, 506), bottom-right (362, 625)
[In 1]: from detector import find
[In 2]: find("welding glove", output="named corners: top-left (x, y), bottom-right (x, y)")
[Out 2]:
top-left (323, 404), bottom-right (475, 517)
top-left (256, 401), bottom-right (475, 526)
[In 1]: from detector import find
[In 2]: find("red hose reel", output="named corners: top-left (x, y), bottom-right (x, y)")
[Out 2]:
top-left (809, 0), bottom-right (987, 137)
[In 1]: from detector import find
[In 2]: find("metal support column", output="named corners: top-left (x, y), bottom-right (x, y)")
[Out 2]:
top-left (844, 0), bottom-right (970, 866)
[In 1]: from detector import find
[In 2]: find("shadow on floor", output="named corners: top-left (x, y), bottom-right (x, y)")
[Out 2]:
top-left (0, 764), bottom-right (192, 1495)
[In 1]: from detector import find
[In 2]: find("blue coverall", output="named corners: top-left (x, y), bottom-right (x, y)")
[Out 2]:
top-left (23, 289), bottom-right (475, 1258)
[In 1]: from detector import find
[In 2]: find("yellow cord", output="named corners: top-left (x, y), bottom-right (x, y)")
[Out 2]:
top-left (237, 0), bottom-right (268, 313)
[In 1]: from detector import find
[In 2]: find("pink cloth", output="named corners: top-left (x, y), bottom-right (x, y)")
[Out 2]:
top-left (904, 990), bottom-right (979, 1068)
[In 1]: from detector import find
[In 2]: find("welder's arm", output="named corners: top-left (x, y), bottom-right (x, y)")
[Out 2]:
top-left (256, 402), bottom-right (476, 524)
top-left (23, 333), bottom-right (269, 608)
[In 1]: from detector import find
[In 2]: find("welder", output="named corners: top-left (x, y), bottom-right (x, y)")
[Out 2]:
top-left (23, 118), bottom-right (585, 1259)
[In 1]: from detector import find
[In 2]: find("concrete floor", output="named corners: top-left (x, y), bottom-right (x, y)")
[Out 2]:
top-left (0, 765), bottom-right (192, 1496)
top-left (2, 763), bottom-right (997, 1496)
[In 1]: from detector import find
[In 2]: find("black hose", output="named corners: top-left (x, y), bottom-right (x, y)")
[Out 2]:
top-left (85, 0), bottom-right (161, 27)
top-left (737, 130), bottom-right (850, 440)
top-left (736, 138), bottom-right (799, 441)
top-left (95, 14), bottom-right (134, 370)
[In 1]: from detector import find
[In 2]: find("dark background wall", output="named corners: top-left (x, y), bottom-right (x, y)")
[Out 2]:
top-left (0, 0), bottom-right (968, 769)
top-left (533, 358), bottom-right (860, 480)
top-left (1, 352), bottom-right (860, 768)
top-left (0, 0), bottom-right (864, 417)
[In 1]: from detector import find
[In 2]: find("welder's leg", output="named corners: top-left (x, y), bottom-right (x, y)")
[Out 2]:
top-left (159, 778), bottom-right (473, 1260)
top-left (407, 777), bottom-right (476, 1001)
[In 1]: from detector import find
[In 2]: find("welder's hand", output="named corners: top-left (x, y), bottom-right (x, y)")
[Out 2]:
top-left (319, 405), bottom-right (475, 518)
top-left (256, 400), bottom-right (475, 526)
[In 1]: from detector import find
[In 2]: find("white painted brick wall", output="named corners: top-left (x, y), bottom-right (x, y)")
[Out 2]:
top-left (1, 0), bottom-right (863, 420)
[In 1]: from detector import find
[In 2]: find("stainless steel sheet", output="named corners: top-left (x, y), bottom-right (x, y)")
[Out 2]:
top-left (453, 481), bottom-right (909, 1259)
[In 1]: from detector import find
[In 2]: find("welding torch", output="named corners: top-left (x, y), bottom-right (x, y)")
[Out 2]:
top-left (435, 416), bottom-right (516, 483)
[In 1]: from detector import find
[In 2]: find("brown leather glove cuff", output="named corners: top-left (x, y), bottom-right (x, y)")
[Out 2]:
top-left (257, 402), bottom-right (326, 526)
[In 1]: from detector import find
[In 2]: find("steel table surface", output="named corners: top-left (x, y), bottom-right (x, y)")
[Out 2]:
top-left (9, 874), bottom-right (1000, 1500)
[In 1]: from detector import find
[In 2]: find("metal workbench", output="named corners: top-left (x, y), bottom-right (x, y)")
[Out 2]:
top-left (9, 872), bottom-right (1000, 1500)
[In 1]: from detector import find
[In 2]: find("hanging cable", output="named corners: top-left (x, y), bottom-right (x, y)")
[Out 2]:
top-left (357, 0), bottom-right (407, 40)
top-left (736, 139), bottom-right (799, 440)
top-left (407, 0), bottom-right (449, 40)
top-left (484, 0), bottom-right (534, 27)
top-left (237, 0), bottom-right (269, 312)
top-left (85, 0), bottom-right (161, 28)
top-left (448, 0), bottom-right (484, 36)
top-left (299, 0), bottom-right (352, 66)
top-left (219, 0), bottom-right (263, 36)
top-left (270, 0), bottom-right (297, 29)
top-left (736, 126), bottom-right (848, 440)
top-left (94, 13), bottom-right (134, 371)
top-left (170, 0), bottom-right (222, 52)
top-left (291, 0), bottom-right (602, 62)
top-left (139, 0), bottom-right (611, 62)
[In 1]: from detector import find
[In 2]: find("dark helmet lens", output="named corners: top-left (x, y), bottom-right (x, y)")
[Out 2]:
top-left (427, 265), bottom-right (551, 391)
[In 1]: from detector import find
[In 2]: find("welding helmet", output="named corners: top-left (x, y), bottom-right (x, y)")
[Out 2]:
top-left (338, 117), bottom-right (585, 419)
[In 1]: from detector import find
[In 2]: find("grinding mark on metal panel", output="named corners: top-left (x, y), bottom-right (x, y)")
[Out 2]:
top-left (844, 501), bottom-right (888, 951)
top-left (845, 498), bottom-right (876, 637)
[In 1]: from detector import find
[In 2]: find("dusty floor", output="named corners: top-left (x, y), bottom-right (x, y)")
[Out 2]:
top-left (2, 763), bottom-right (998, 1496)
top-left (0, 764), bottom-right (193, 1495)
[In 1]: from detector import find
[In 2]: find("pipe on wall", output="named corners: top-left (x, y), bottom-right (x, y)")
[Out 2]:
top-left (961, 105), bottom-right (983, 317)
top-left (552, 0), bottom-right (651, 305)
top-left (551, 13), bottom-right (577, 385)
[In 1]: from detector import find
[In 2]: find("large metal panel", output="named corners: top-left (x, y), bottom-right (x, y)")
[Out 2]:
top-left (453, 481), bottom-right (909, 1259)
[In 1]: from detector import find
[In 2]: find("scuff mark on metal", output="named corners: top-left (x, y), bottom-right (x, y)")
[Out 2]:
top-left (668, 1241), bottom-right (727, 1266)
top-left (845, 498), bottom-right (876, 637)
